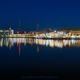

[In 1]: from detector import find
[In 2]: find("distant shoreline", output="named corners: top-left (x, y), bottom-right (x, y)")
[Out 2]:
top-left (0, 37), bottom-right (80, 40)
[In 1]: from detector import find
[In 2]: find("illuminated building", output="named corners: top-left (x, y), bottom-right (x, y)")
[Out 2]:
top-left (0, 28), bottom-right (80, 38)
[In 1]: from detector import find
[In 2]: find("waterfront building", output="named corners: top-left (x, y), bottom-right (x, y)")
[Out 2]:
top-left (0, 28), bottom-right (14, 37)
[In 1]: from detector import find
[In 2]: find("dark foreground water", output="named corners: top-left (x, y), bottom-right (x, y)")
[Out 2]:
top-left (0, 38), bottom-right (80, 79)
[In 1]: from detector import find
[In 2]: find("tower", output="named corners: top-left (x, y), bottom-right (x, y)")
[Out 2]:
top-left (9, 27), bottom-right (14, 35)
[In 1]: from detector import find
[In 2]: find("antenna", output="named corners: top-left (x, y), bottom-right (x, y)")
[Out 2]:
top-left (18, 19), bottom-right (22, 31)
top-left (36, 24), bottom-right (39, 31)
top-left (19, 19), bottom-right (21, 27)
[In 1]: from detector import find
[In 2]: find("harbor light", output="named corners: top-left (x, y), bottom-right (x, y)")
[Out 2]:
top-left (54, 30), bottom-right (57, 32)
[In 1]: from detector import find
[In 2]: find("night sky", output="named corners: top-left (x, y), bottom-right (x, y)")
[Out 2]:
top-left (0, 0), bottom-right (80, 31)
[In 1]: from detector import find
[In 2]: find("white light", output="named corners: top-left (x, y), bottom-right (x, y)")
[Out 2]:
top-left (71, 39), bottom-right (75, 44)
top-left (54, 30), bottom-right (56, 32)
top-left (71, 35), bottom-right (75, 38)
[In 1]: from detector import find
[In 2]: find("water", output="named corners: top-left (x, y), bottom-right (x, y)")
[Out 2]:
top-left (0, 38), bottom-right (80, 79)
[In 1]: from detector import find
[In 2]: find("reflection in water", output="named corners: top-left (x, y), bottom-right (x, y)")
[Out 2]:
top-left (37, 46), bottom-right (39, 53)
top-left (0, 38), bottom-right (80, 48)
top-left (17, 41), bottom-right (21, 56)
top-left (0, 38), bottom-right (80, 55)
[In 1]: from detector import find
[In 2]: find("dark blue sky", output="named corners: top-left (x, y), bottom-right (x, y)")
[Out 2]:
top-left (0, 0), bottom-right (80, 30)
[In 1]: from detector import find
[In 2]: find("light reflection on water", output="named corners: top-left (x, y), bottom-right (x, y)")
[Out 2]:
top-left (0, 38), bottom-right (80, 77)
top-left (0, 38), bottom-right (80, 48)
top-left (0, 38), bottom-right (80, 55)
